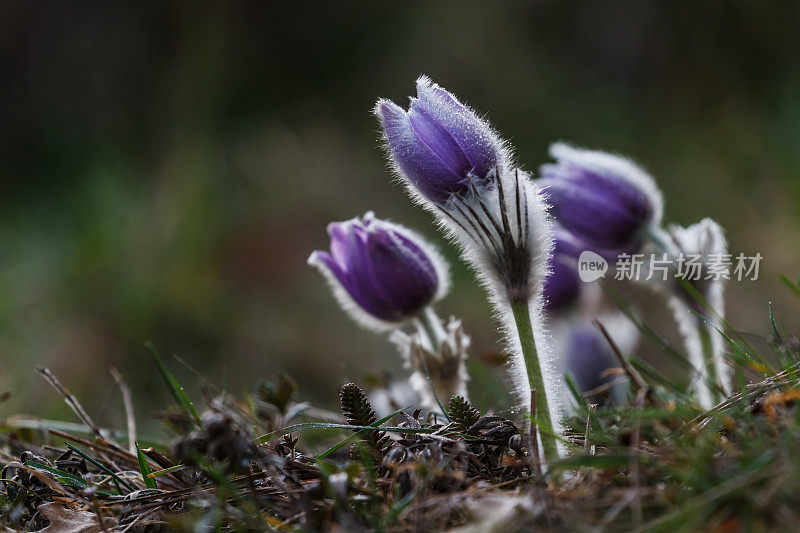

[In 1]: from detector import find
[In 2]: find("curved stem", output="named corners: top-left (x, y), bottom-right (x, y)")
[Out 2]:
top-left (697, 321), bottom-right (723, 406)
top-left (414, 307), bottom-right (445, 358)
top-left (412, 307), bottom-right (449, 419)
top-left (510, 300), bottom-right (559, 466)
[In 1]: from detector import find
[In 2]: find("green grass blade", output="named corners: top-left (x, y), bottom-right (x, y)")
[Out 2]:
top-left (148, 464), bottom-right (186, 478)
top-left (145, 341), bottom-right (202, 427)
top-left (564, 373), bottom-right (588, 410)
top-left (691, 313), bottom-right (770, 370)
top-left (628, 356), bottom-right (685, 394)
top-left (604, 284), bottom-right (692, 370)
top-left (136, 442), bottom-right (158, 489)
top-left (65, 443), bottom-right (135, 493)
top-left (315, 408), bottom-right (405, 461)
top-left (255, 421), bottom-right (434, 444)
top-left (779, 274), bottom-right (800, 299)
top-left (25, 460), bottom-right (89, 489)
top-left (552, 454), bottom-right (643, 470)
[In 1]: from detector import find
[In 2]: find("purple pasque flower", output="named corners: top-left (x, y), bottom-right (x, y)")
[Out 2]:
top-left (308, 212), bottom-right (449, 331)
top-left (375, 78), bottom-right (566, 462)
top-left (539, 143), bottom-right (663, 253)
top-left (374, 76), bottom-right (507, 205)
top-left (375, 76), bottom-right (550, 306)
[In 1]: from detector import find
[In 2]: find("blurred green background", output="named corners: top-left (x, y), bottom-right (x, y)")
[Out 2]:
top-left (1, 1), bottom-right (799, 429)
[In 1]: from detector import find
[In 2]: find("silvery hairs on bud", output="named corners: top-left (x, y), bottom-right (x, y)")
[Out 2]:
top-left (374, 75), bottom-right (565, 433)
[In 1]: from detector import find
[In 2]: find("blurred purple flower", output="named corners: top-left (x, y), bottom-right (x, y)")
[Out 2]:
top-left (308, 212), bottom-right (449, 330)
top-left (566, 327), bottom-right (621, 400)
top-left (374, 76), bottom-right (505, 204)
top-left (539, 143), bottom-right (663, 253)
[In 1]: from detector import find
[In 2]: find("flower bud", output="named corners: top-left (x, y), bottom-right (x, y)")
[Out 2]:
top-left (374, 76), bottom-right (506, 205)
top-left (308, 212), bottom-right (449, 330)
top-left (539, 143), bottom-right (663, 252)
top-left (390, 315), bottom-right (470, 411)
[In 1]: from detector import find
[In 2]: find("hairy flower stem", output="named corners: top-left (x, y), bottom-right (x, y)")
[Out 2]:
top-left (510, 300), bottom-right (558, 465)
top-left (698, 322), bottom-right (722, 407)
top-left (412, 307), bottom-right (450, 418)
top-left (413, 307), bottom-right (445, 357)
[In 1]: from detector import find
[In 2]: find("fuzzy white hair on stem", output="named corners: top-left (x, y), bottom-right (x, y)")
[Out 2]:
top-left (381, 158), bottom-right (566, 449)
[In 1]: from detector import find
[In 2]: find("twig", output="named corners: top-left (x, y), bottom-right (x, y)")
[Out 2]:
top-left (594, 321), bottom-right (648, 392)
top-left (686, 362), bottom-right (800, 430)
top-left (36, 367), bottom-right (104, 439)
top-left (583, 376), bottom-right (629, 399)
top-left (48, 429), bottom-right (136, 466)
top-left (110, 367), bottom-right (136, 456)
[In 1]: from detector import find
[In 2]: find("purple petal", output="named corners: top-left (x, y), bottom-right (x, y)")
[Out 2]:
top-left (407, 105), bottom-right (471, 178)
top-left (338, 225), bottom-right (404, 321)
top-left (327, 221), bottom-right (352, 265)
top-left (413, 78), bottom-right (499, 180)
top-left (363, 228), bottom-right (438, 317)
top-left (539, 176), bottom-right (647, 251)
top-left (375, 100), bottom-right (467, 204)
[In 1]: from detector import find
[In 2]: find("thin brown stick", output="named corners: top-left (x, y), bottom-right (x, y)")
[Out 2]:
top-left (687, 362), bottom-right (800, 429)
top-left (48, 429), bottom-right (136, 466)
top-left (594, 320), bottom-right (648, 391)
top-left (109, 366), bottom-right (136, 456)
top-left (36, 366), bottom-right (104, 438)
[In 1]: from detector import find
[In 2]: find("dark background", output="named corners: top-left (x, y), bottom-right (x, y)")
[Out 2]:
top-left (1, 1), bottom-right (799, 432)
